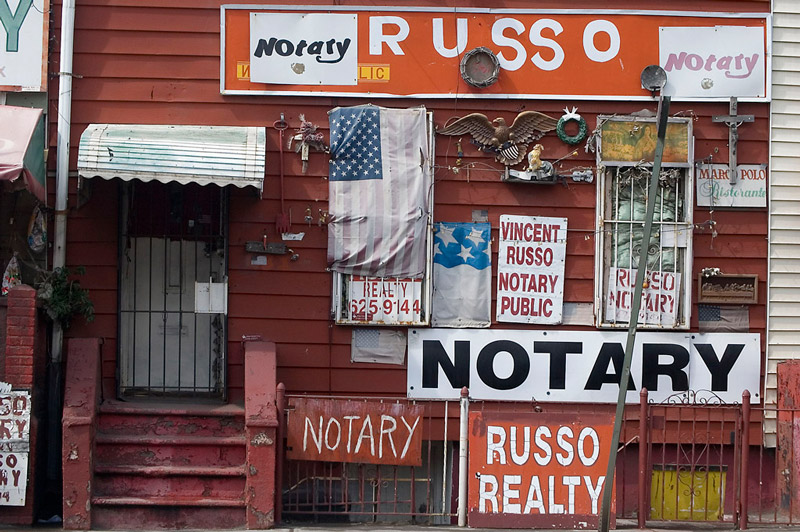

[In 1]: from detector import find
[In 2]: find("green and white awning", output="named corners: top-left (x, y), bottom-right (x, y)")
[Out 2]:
top-left (78, 124), bottom-right (265, 195)
top-left (0, 106), bottom-right (46, 202)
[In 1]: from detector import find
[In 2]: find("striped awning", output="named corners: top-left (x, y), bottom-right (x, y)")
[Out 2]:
top-left (0, 106), bottom-right (46, 202)
top-left (78, 124), bottom-right (265, 196)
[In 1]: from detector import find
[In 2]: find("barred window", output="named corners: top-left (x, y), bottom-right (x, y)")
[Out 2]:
top-left (595, 116), bottom-right (693, 329)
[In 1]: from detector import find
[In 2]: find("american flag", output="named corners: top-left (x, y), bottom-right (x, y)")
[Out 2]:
top-left (327, 105), bottom-right (430, 278)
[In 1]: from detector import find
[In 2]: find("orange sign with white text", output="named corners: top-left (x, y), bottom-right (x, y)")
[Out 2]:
top-left (468, 411), bottom-right (614, 529)
top-left (221, 6), bottom-right (768, 100)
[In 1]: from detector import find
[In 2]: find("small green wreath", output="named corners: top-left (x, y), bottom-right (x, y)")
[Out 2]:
top-left (557, 107), bottom-right (588, 145)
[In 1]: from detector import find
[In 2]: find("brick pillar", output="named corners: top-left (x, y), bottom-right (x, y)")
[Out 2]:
top-left (5, 285), bottom-right (37, 389)
top-left (244, 341), bottom-right (278, 529)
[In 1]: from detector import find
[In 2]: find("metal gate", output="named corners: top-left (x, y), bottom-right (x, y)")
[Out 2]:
top-left (277, 394), bottom-right (457, 525)
top-left (117, 180), bottom-right (228, 397)
top-left (638, 391), bottom-right (745, 526)
top-left (274, 388), bottom-right (793, 529)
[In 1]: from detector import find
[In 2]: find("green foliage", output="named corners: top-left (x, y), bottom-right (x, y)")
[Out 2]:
top-left (36, 266), bottom-right (94, 328)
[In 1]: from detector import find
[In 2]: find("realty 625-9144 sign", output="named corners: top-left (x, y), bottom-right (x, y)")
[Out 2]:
top-left (469, 411), bottom-right (614, 529)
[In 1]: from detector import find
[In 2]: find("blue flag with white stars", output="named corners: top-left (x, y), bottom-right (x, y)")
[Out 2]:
top-left (432, 222), bottom-right (492, 328)
top-left (329, 107), bottom-right (383, 182)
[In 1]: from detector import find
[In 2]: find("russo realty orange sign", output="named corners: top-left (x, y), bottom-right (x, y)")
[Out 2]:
top-left (468, 411), bottom-right (614, 529)
top-left (220, 6), bottom-right (769, 100)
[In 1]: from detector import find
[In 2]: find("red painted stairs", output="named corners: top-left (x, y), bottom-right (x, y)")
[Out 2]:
top-left (90, 400), bottom-right (248, 530)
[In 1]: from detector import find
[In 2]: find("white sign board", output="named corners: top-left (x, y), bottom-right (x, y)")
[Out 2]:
top-left (347, 276), bottom-right (422, 324)
top-left (605, 267), bottom-right (681, 327)
top-left (0, 390), bottom-right (30, 506)
top-left (659, 26), bottom-right (766, 99)
top-left (407, 329), bottom-right (761, 404)
top-left (696, 163), bottom-right (767, 208)
top-left (249, 12), bottom-right (358, 85)
top-left (0, 452), bottom-right (27, 505)
top-left (497, 215), bottom-right (567, 325)
top-left (194, 281), bottom-right (228, 314)
top-left (0, 0), bottom-right (46, 91)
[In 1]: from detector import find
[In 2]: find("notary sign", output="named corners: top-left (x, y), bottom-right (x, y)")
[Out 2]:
top-left (287, 398), bottom-right (423, 466)
top-left (696, 163), bottom-right (767, 208)
top-left (606, 267), bottom-right (681, 327)
top-left (469, 412), bottom-right (613, 529)
top-left (407, 329), bottom-right (761, 404)
top-left (0, 390), bottom-right (31, 506)
top-left (660, 26), bottom-right (766, 99)
top-left (497, 215), bottom-right (567, 325)
top-left (0, 0), bottom-right (48, 91)
top-left (249, 12), bottom-right (358, 85)
top-left (222, 7), bottom-right (768, 100)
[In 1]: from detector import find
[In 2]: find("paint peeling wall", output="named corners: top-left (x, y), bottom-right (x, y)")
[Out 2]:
top-left (48, 0), bottom-right (770, 406)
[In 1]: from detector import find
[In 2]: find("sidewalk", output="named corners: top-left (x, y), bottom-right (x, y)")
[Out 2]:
top-left (3, 519), bottom-right (800, 532)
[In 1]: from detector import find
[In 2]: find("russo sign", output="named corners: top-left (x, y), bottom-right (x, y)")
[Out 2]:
top-left (605, 267), bottom-right (681, 327)
top-left (0, 0), bottom-right (48, 91)
top-left (696, 163), bottom-right (767, 208)
top-left (221, 6), bottom-right (769, 100)
top-left (497, 215), bottom-right (567, 325)
top-left (407, 329), bottom-right (761, 403)
top-left (469, 412), bottom-right (613, 529)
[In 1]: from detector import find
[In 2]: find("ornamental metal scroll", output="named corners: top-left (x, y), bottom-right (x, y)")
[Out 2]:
top-left (655, 389), bottom-right (731, 406)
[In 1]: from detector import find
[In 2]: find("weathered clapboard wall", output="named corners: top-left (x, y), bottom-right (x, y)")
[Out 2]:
top-left (48, 0), bottom-right (770, 404)
top-left (767, 0), bottom-right (800, 445)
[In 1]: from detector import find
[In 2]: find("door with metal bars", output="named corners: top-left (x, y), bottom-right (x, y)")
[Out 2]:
top-left (118, 181), bottom-right (228, 397)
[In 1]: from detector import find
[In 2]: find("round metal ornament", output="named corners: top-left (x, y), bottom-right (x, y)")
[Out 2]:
top-left (460, 47), bottom-right (500, 88)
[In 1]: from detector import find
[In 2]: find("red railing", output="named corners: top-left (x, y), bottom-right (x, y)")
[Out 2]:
top-left (745, 403), bottom-right (800, 526)
top-left (640, 390), bottom-right (745, 526)
top-left (277, 394), bottom-right (458, 525)
top-left (274, 388), bottom-right (783, 529)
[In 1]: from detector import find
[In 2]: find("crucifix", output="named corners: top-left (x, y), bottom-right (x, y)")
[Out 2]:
top-left (712, 97), bottom-right (754, 185)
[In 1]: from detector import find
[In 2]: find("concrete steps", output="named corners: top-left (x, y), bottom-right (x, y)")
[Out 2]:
top-left (91, 401), bottom-right (247, 529)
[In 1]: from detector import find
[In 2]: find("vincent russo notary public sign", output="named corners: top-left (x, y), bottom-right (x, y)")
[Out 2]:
top-left (407, 329), bottom-right (760, 403)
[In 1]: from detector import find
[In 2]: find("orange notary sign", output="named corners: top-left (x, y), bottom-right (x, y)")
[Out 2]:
top-left (221, 6), bottom-right (768, 100)
top-left (287, 398), bottom-right (424, 466)
top-left (468, 411), bottom-right (615, 529)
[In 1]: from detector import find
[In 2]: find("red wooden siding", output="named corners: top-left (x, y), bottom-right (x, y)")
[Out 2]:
top-left (48, 0), bottom-right (770, 403)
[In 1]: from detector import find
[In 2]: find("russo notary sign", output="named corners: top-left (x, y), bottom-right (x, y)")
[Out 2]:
top-left (497, 215), bottom-right (567, 325)
top-left (221, 7), bottom-right (769, 101)
top-left (0, 0), bottom-right (48, 91)
top-left (0, 390), bottom-right (30, 506)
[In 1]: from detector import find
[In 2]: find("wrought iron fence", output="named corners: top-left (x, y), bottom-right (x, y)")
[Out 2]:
top-left (279, 394), bottom-right (457, 525)
top-left (643, 391), bottom-right (744, 526)
top-left (275, 388), bottom-right (786, 530)
top-left (746, 405), bottom-right (800, 526)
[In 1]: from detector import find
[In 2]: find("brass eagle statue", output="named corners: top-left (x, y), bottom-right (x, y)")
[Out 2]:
top-left (437, 111), bottom-right (558, 166)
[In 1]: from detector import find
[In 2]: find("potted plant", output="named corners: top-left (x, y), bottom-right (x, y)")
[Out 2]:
top-left (36, 267), bottom-right (94, 328)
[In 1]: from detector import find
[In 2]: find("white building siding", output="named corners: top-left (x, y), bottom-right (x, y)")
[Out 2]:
top-left (768, 0), bottom-right (800, 445)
